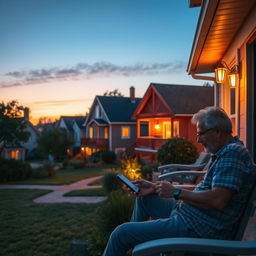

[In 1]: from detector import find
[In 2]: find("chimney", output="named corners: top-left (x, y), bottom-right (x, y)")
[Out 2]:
top-left (130, 86), bottom-right (135, 103)
top-left (24, 107), bottom-right (29, 121)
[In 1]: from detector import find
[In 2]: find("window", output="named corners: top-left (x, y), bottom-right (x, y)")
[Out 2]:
top-left (163, 122), bottom-right (171, 139)
top-left (230, 87), bottom-right (236, 115)
top-left (11, 150), bottom-right (20, 160)
top-left (173, 121), bottom-right (179, 137)
top-left (104, 127), bottom-right (108, 139)
top-left (122, 126), bottom-right (130, 139)
top-left (140, 121), bottom-right (149, 137)
top-left (95, 105), bottom-right (101, 118)
top-left (89, 127), bottom-right (93, 138)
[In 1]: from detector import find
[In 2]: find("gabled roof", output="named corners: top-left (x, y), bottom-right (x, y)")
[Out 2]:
top-left (73, 116), bottom-right (87, 129)
top-left (58, 116), bottom-right (85, 131)
top-left (97, 96), bottom-right (141, 123)
top-left (134, 83), bottom-right (214, 117)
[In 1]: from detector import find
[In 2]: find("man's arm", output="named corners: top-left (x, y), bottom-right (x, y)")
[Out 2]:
top-left (155, 180), bottom-right (235, 210)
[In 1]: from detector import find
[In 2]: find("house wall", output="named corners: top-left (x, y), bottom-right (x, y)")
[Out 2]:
top-left (72, 122), bottom-right (81, 147)
top-left (220, 4), bottom-right (256, 149)
top-left (22, 124), bottom-right (38, 154)
top-left (110, 124), bottom-right (137, 153)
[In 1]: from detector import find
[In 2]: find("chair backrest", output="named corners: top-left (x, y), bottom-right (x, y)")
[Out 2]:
top-left (233, 174), bottom-right (256, 240)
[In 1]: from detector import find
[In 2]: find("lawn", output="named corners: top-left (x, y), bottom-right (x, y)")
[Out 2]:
top-left (0, 189), bottom-right (100, 256)
top-left (6, 164), bottom-right (116, 185)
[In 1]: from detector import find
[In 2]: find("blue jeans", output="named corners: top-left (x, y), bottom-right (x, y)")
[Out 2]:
top-left (103, 194), bottom-right (195, 256)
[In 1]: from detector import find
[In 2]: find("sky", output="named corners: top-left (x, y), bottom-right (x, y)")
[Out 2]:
top-left (0, 0), bottom-right (202, 124)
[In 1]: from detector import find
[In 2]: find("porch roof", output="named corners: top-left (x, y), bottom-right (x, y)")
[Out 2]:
top-left (187, 0), bottom-right (256, 75)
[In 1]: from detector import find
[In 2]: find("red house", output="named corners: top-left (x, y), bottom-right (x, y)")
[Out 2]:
top-left (132, 83), bottom-right (214, 162)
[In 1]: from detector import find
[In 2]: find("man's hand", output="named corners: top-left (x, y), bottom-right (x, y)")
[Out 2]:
top-left (133, 179), bottom-right (156, 196)
top-left (155, 180), bottom-right (174, 198)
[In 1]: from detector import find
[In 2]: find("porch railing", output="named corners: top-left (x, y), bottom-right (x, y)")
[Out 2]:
top-left (81, 138), bottom-right (109, 148)
top-left (136, 138), bottom-right (167, 150)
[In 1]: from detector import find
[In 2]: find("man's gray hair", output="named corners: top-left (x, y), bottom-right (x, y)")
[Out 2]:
top-left (192, 107), bottom-right (232, 134)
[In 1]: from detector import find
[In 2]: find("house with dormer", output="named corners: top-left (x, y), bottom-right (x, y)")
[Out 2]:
top-left (132, 83), bottom-right (214, 162)
top-left (55, 115), bottom-right (86, 155)
top-left (81, 87), bottom-right (141, 158)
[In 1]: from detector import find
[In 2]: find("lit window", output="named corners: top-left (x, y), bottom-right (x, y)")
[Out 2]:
top-left (173, 121), bottom-right (179, 137)
top-left (122, 126), bottom-right (130, 139)
top-left (11, 150), bottom-right (20, 160)
top-left (104, 127), bottom-right (108, 139)
top-left (89, 127), bottom-right (93, 138)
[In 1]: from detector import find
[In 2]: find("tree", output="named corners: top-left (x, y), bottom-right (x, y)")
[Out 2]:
top-left (0, 100), bottom-right (30, 146)
top-left (36, 128), bottom-right (73, 160)
top-left (103, 89), bottom-right (124, 97)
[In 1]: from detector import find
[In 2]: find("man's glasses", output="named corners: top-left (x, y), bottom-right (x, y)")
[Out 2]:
top-left (197, 128), bottom-right (214, 137)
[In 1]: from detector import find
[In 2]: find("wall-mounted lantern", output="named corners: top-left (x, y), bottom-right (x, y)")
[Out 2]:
top-left (214, 61), bottom-right (239, 87)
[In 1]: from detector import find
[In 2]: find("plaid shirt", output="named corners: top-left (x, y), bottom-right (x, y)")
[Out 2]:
top-left (174, 136), bottom-right (255, 239)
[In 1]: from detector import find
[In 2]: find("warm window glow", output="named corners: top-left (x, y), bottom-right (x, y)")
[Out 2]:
top-left (89, 127), bottom-right (93, 138)
top-left (104, 127), bottom-right (108, 139)
top-left (163, 122), bottom-right (171, 139)
top-left (122, 126), bottom-right (130, 138)
top-left (173, 121), bottom-right (179, 137)
top-left (11, 150), bottom-right (20, 160)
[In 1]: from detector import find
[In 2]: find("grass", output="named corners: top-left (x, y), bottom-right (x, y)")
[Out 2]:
top-left (5, 165), bottom-right (116, 185)
top-left (0, 189), bottom-right (100, 256)
top-left (64, 187), bottom-right (107, 197)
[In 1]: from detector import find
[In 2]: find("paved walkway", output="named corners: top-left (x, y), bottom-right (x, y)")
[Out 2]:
top-left (0, 176), bottom-right (107, 204)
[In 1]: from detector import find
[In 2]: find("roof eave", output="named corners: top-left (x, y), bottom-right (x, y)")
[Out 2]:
top-left (187, 0), bottom-right (220, 75)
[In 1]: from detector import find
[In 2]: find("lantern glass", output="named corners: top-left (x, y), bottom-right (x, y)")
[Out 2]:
top-left (215, 67), bottom-right (227, 83)
top-left (228, 73), bottom-right (237, 87)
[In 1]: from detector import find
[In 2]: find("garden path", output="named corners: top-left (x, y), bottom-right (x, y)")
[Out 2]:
top-left (0, 176), bottom-right (107, 204)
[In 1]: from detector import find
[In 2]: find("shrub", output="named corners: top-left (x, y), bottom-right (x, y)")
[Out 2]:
top-left (157, 137), bottom-right (199, 165)
top-left (87, 191), bottom-right (135, 255)
top-left (119, 157), bottom-right (142, 180)
top-left (32, 163), bottom-right (56, 178)
top-left (102, 171), bottom-right (121, 194)
top-left (141, 163), bottom-right (159, 180)
top-left (0, 159), bottom-right (32, 182)
top-left (90, 150), bottom-right (116, 164)
top-left (68, 159), bottom-right (86, 169)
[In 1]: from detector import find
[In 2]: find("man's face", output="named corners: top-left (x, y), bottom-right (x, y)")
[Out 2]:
top-left (196, 123), bottom-right (219, 153)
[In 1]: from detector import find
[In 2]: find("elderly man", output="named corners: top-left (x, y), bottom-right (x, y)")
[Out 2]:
top-left (103, 107), bottom-right (255, 256)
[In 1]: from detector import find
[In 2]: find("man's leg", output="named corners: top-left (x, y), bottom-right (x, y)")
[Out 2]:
top-left (103, 213), bottom-right (190, 256)
top-left (131, 194), bottom-right (178, 221)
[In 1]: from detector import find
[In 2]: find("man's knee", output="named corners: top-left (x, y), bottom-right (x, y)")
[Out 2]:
top-left (110, 222), bottom-right (131, 244)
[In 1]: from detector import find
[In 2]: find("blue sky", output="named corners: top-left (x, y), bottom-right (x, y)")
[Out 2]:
top-left (0, 0), bottom-right (201, 123)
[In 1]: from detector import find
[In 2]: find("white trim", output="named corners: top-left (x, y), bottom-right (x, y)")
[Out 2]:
top-left (134, 147), bottom-right (158, 153)
top-left (109, 124), bottom-right (112, 150)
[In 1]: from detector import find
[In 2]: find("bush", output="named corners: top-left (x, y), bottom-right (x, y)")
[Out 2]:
top-left (157, 137), bottom-right (199, 165)
top-left (119, 157), bottom-right (142, 180)
top-left (141, 163), bottom-right (159, 180)
top-left (87, 191), bottom-right (135, 255)
top-left (0, 159), bottom-right (32, 182)
top-left (32, 163), bottom-right (56, 178)
top-left (68, 159), bottom-right (86, 169)
top-left (90, 150), bottom-right (116, 164)
top-left (102, 171), bottom-right (121, 194)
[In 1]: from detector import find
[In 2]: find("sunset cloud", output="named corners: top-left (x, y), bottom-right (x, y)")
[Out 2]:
top-left (0, 61), bottom-right (186, 88)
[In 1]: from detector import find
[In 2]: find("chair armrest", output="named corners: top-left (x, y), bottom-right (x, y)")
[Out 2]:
top-left (158, 164), bottom-right (205, 173)
top-left (158, 170), bottom-right (206, 181)
top-left (132, 237), bottom-right (256, 256)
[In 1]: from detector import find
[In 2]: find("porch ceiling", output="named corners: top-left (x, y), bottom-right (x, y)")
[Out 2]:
top-left (187, 0), bottom-right (256, 75)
